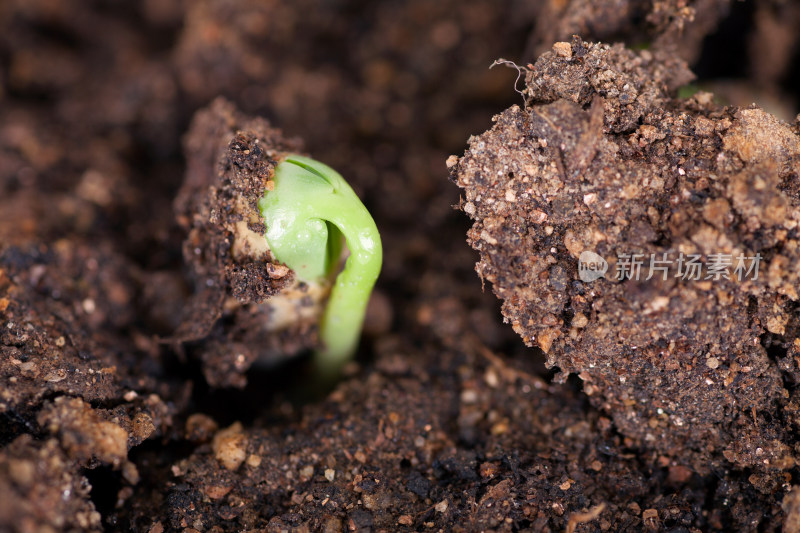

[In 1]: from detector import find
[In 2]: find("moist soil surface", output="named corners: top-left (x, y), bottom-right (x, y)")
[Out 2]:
top-left (2, 1), bottom-right (800, 532)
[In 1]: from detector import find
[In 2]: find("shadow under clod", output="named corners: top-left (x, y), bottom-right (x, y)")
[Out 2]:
top-left (185, 347), bottom-right (369, 428)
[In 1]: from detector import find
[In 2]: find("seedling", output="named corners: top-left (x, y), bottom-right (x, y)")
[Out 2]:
top-left (259, 155), bottom-right (382, 376)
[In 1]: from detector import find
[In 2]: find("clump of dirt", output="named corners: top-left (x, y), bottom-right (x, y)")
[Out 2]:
top-left (0, 240), bottom-right (180, 530)
top-left (524, 0), bottom-right (732, 65)
top-left (0, 435), bottom-right (103, 532)
top-left (174, 98), bottom-right (331, 388)
top-left (452, 37), bottom-right (800, 480)
top-left (0, 241), bottom-right (174, 424)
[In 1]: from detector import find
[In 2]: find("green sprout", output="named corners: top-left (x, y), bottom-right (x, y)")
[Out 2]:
top-left (259, 155), bottom-right (382, 376)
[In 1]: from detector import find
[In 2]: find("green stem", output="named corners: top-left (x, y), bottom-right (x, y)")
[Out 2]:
top-left (259, 155), bottom-right (382, 376)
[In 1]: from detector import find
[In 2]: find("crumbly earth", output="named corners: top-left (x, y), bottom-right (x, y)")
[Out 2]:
top-left (524, 0), bottom-right (731, 65)
top-left (0, 241), bottom-right (180, 528)
top-left (0, 436), bottom-right (103, 533)
top-left (2, 0), bottom-right (799, 531)
top-left (0, 239), bottom-right (177, 421)
top-left (126, 334), bottom-right (787, 532)
top-left (452, 37), bottom-right (800, 479)
top-left (174, 98), bottom-right (330, 388)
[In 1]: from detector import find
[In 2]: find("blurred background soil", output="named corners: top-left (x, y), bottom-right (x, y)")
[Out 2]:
top-left (1, 0), bottom-right (799, 531)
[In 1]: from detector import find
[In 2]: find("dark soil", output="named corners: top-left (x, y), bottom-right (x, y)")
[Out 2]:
top-left (1, 1), bottom-right (799, 532)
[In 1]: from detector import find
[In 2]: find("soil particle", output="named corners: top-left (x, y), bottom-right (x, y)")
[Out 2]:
top-left (452, 38), bottom-right (800, 477)
top-left (210, 422), bottom-right (248, 472)
top-left (184, 413), bottom-right (219, 443)
top-left (38, 396), bottom-right (130, 468)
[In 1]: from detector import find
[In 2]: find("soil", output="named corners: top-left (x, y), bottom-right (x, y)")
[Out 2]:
top-left (1, 1), bottom-right (799, 532)
top-left (452, 34), bottom-right (800, 481)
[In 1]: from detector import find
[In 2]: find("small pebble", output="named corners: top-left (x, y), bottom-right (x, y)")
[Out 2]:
top-left (553, 41), bottom-right (572, 58)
